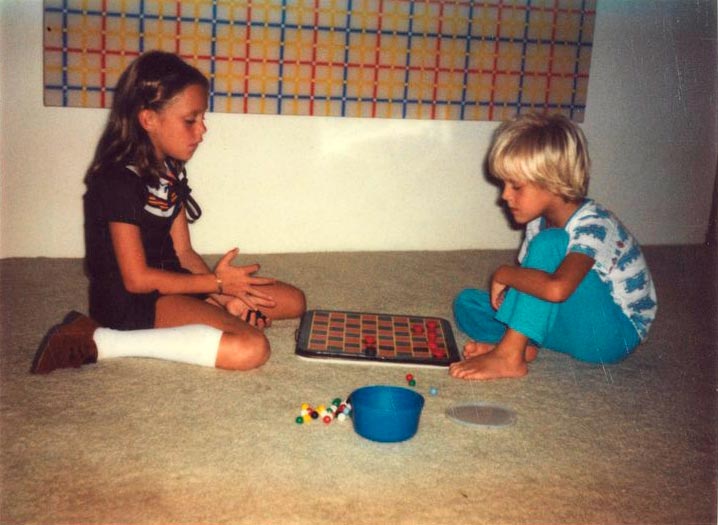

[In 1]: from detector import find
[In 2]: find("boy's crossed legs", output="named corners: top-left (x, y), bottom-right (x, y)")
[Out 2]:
top-left (450, 228), bottom-right (638, 380)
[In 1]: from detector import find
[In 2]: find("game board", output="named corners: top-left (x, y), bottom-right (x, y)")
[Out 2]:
top-left (295, 309), bottom-right (460, 367)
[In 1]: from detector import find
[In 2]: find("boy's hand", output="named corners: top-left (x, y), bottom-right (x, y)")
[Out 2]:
top-left (490, 268), bottom-right (509, 310)
top-left (490, 282), bottom-right (507, 310)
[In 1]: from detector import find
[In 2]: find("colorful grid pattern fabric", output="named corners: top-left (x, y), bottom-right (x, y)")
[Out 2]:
top-left (43, 0), bottom-right (596, 121)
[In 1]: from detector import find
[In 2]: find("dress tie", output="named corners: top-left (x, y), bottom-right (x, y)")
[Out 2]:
top-left (166, 160), bottom-right (202, 222)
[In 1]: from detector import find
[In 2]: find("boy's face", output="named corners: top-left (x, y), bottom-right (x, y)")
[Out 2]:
top-left (500, 179), bottom-right (558, 225)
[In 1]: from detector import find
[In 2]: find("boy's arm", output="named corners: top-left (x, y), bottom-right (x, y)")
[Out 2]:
top-left (491, 252), bottom-right (595, 305)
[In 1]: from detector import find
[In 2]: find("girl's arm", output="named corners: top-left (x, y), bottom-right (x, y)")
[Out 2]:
top-left (491, 252), bottom-right (595, 307)
top-left (169, 208), bottom-right (214, 276)
top-left (169, 209), bottom-right (229, 308)
top-left (110, 221), bottom-right (216, 295)
top-left (167, 209), bottom-right (274, 315)
top-left (168, 211), bottom-right (277, 312)
top-left (109, 216), bottom-right (276, 309)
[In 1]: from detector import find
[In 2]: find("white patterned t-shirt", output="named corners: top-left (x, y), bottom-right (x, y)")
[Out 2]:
top-left (518, 199), bottom-right (657, 340)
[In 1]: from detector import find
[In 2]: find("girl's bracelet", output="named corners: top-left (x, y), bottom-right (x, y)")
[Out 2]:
top-left (214, 274), bottom-right (224, 295)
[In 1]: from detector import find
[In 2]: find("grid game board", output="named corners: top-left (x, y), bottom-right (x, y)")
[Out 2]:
top-left (43, 0), bottom-right (596, 121)
top-left (295, 309), bottom-right (460, 367)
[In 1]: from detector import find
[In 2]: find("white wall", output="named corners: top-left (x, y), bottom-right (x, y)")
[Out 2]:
top-left (1, 0), bottom-right (716, 258)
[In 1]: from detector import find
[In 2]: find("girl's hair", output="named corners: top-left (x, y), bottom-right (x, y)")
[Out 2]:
top-left (488, 113), bottom-right (590, 200)
top-left (86, 51), bottom-right (209, 186)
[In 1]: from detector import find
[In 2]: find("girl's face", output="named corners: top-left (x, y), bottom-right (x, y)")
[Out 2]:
top-left (500, 179), bottom-right (557, 225)
top-left (141, 84), bottom-right (208, 162)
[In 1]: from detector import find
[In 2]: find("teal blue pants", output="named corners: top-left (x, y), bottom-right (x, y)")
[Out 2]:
top-left (453, 229), bottom-right (640, 364)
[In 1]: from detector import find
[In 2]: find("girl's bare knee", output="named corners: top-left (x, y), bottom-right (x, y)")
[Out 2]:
top-left (291, 288), bottom-right (307, 318)
top-left (270, 283), bottom-right (307, 320)
top-left (216, 330), bottom-right (270, 370)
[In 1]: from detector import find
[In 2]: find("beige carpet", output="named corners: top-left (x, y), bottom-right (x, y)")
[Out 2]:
top-left (1, 247), bottom-right (716, 525)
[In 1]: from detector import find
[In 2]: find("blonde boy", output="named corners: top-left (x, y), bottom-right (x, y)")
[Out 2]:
top-left (451, 113), bottom-right (657, 380)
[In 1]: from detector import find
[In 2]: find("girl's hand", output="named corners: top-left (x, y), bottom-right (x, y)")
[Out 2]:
top-left (214, 248), bottom-right (277, 311)
top-left (490, 269), bottom-right (509, 310)
top-left (223, 296), bottom-right (271, 329)
top-left (223, 296), bottom-right (248, 317)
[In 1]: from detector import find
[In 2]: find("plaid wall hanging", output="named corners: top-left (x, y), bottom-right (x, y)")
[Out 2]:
top-left (44, 0), bottom-right (596, 121)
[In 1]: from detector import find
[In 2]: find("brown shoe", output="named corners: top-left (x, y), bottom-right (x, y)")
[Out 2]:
top-left (31, 311), bottom-right (100, 374)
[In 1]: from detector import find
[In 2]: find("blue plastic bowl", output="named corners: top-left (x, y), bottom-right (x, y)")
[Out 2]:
top-left (350, 385), bottom-right (425, 443)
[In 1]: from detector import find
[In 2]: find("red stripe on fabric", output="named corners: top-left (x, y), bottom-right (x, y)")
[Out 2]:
top-left (391, 0), bottom-right (595, 16)
top-left (544, 0), bottom-right (559, 111)
top-left (488, 2), bottom-right (504, 121)
top-left (100, 0), bottom-right (107, 107)
top-left (45, 46), bottom-right (142, 59)
top-left (175, 1), bottom-right (182, 54)
top-left (309, 0), bottom-right (320, 116)
top-left (370, 0), bottom-right (385, 118)
top-left (242, 3), bottom-right (253, 113)
top-left (430, 1), bottom-right (445, 119)
top-left (147, 199), bottom-right (170, 211)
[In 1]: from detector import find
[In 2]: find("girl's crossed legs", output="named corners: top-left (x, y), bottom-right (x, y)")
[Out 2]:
top-left (32, 281), bottom-right (305, 374)
top-left (154, 281), bottom-right (306, 370)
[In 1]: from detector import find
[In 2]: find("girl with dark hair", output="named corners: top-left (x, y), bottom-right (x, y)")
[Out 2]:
top-left (33, 51), bottom-right (305, 374)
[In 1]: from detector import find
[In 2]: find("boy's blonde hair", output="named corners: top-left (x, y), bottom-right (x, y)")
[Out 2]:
top-left (488, 113), bottom-right (590, 200)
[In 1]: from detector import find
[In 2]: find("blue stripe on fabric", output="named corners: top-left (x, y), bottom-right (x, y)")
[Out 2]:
top-left (570, 0), bottom-right (589, 119)
top-left (340, 0), bottom-right (354, 117)
top-left (401, 0), bottom-right (417, 119)
top-left (276, 0), bottom-right (289, 114)
top-left (516, 0), bottom-right (532, 116)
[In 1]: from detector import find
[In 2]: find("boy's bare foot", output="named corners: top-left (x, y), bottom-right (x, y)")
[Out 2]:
top-left (524, 345), bottom-right (538, 362)
top-left (463, 341), bottom-right (494, 358)
top-left (450, 329), bottom-right (531, 380)
top-left (463, 340), bottom-right (539, 362)
top-left (449, 352), bottom-right (528, 380)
